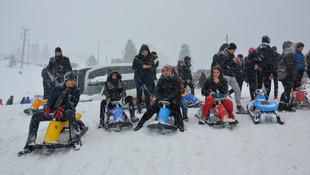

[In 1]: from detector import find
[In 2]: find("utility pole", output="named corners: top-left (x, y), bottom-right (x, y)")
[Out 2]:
top-left (20, 28), bottom-right (30, 68)
top-left (97, 40), bottom-right (110, 65)
top-left (226, 34), bottom-right (228, 44)
top-left (26, 43), bottom-right (30, 65)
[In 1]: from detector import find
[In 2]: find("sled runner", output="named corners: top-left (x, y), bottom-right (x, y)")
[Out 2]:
top-left (104, 100), bottom-right (133, 131)
top-left (148, 101), bottom-right (178, 134)
top-left (18, 113), bottom-right (88, 156)
top-left (247, 89), bottom-right (284, 125)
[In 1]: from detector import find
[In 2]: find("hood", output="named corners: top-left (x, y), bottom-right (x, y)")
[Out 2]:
top-left (107, 70), bottom-right (122, 82)
top-left (139, 44), bottom-right (150, 55)
top-left (282, 41), bottom-right (293, 54)
top-left (184, 56), bottom-right (191, 64)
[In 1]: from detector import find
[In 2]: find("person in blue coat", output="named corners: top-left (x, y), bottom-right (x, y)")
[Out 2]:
top-left (293, 42), bottom-right (305, 89)
top-left (20, 72), bottom-right (82, 154)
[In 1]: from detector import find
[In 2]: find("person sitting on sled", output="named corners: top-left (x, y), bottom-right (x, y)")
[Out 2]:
top-left (20, 71), bottom-right (82, 154)
top-left (199, 65), bottom-right (235, 124)
top-left (98, 70), bottom-right (139, 128)
top-left (134, 65), bottom-right (184, 132)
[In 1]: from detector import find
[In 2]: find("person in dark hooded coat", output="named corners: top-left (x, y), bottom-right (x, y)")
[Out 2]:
top-left (132, 44), bottom-right (153, 113)
top-left (41, 67), bottom-right (54, 99)
top-left (99, 70), bottom-right (139, 128)
top-left (134, 65), bottom-right (184, 132)
top-left (181, 56), bottom-right (195, 95)
top-left (277, 41), bottom-right (296, 112)
top-left (199, 65), bottom-right (235, 124)
top-left (46, 47), bottom-right (72, 84)
top-left (247, 36), bottom-right (275, 100)
top-left (210, 43), bottom-right (228, 70)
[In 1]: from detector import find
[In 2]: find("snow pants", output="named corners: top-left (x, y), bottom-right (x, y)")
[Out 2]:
top-left (257, 68), bottom-right (272, 100)
top-left (293, 70), bottom-right (304, 90)
top-left (201, 96), bottom-right (234, 120)
top-left (279, 74), bottom-right (294, 105)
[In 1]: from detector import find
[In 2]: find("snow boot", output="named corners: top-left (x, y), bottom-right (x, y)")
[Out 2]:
top-left (285, 105), bottom-right (296, 112)
top-left (130, 108), bottom-right (139, 123)
top-left (134, 125), bottom-right (143, 131)
top-left (278, 103), bottom-right (286, 111)
top-left (198, 118), bottom-right (206, 125)
top-left (277, 116), bottom-right (284, 125)
top-left (183, 115), bottom-right (189, 122)
top-left (237, 105), bottom-right (245, 113)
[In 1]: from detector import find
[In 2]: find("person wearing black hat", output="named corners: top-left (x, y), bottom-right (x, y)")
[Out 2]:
top-left (218, 42), bottom-right (245, 113)
top-left (149, 51), bottom-right (159, 97)
top-left (293, 42), bottom-right (305, 89)
top-left (46, 47), bottom-right (72, 84)
top-left (247, 36), bottom-right (275, 100)
top-left (18, 71), bottom-right (83, 155)
top-left (272, 46), bottom-right (280, 99)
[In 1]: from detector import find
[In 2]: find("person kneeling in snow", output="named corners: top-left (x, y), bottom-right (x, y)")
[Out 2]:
top-left (199, 65), bottom-right (235, 124)
top-left (98, 70), bottom-right (139, 128)
top-left (134, 65), bottom-right (184, 132)
top-left (20, 71), bottom-right (82, 153)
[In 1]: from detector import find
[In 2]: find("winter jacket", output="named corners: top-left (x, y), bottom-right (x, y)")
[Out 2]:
top-left (47, 55), bottom-right (72, 83)
top-left (248, 44), bottom-right (275, 74)
top-left (5, 96), bottom-right (14, 105)
top-left (103, 70), bottom-right (126, 101)
top-left (277, 41), bottom-right (296, 80)
top-left (218, 48), bottom-right (236, 77)
top-left (294, 50), bottom-right (305, 71)
top-left (306, 52), bottom-right (310, 71)
top-left (150, 58), bottom-right (159, 80)
top-left (202, 66), bottom-right (228, 96)
top-left (181, 57), bottom-right (192, 81)
top-left (47, 83), bottom-right (80, 111)
top-left (23, 99), bottom-right (31, 104)
top-left (211, 53), bottom-right (221, 70)
top-left (273, 51), bottom-right (280, 71)
top-left (177, 61), bottom-right (184, 78)
top-left (132, 45), bottom-right (152, 81)
top-left (155, 75), bottom-right (181, 104)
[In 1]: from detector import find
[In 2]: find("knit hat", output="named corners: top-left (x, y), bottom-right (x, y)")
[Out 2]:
top-left (227, 43), bottom-right (237, 50)
top-left (248, 48), bottom-right (255, 54)
top-left (161, 65), bottom-right (174, 76)
top-left (296, 42), bottom-right (304, 49)
top-left (262, 35), bottom-right (270, 44)
top-left (271, 46), bottom-right (277, 51)
top-left (64, 71), bottom-right (77, 82)
top-left (237, 54), bottom-right (243, 58)
top-left (55, 47), bottom-right (62, 53)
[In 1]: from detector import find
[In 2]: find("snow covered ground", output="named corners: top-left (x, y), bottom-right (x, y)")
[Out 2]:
top-left (0, 60), bottom-right (310, 175)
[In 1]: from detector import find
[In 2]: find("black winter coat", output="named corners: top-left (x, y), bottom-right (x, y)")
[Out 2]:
top-left (155, 76), bottom-right (181, 104)
top-left (202, 65), bottom-right (228, 96)
top-left (218, 48), bottom-right (236, 77)
top-left (247, 44), bottom-right (275, 74)
top-left (47, 55), bottom-right (72, 83)
top-left (103, 70), bottom-right (126, 101)
top-left (47, 83), bottom-right (80, 111)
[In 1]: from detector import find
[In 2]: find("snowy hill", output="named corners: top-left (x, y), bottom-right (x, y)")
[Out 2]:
top-left (0, 60), bottom-right (310, 175)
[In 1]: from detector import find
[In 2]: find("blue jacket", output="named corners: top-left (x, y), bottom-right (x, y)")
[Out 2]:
top-left (47, 83), bottom-right (80, 111)
top-left (294, 50), bottom-right (305, 71)
top-left (23, 99), bottom-right (31, 104)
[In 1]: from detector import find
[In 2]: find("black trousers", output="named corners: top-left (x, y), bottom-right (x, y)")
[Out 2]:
top-left (280, 74), bottom-right (294, 104)
top-left (137, 100), bottom-right (184, 128)
top-left (26, 109), bottom-right (79, 145)
top-left (257, 68), bottom-right (272, 100)
top-left (183, 80), bottom-right (195, 95)
top-left (100, 96), bottom-right (135, 123)
top-left (293, 70), bottom-right (304, 90)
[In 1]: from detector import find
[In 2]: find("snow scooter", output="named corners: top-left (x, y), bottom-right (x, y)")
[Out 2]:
top-left (104, 100), bottom-right (133, 131)
top-left (148, 101), bottom-right (177, 134)
top-left (196, 93), bottom-right (238, 129)
top-left (182, 91), bottom-right (201, 108)
top-left (18, 112), bottom-right (88, 156)
top-left (23, 95), bottom-right (47, 115)
top-left (247, 89), bottom-right (284, 125)
top-left (289, 85), bottom-right (310, 109)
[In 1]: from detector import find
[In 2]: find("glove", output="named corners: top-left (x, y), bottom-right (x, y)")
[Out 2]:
top-left (44, 108), bottom-right (51, 117)
top-left (186, 79), bottom-right (191, 84)
top-left (55, 107), bottom-right (64, 118)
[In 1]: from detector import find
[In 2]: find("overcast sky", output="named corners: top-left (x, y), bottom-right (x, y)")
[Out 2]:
top-left (0, 0), bottom-right (309, 70)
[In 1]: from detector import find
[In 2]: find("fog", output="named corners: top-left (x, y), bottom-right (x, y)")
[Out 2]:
top-left (0, 0), bottom-right (309, 70)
